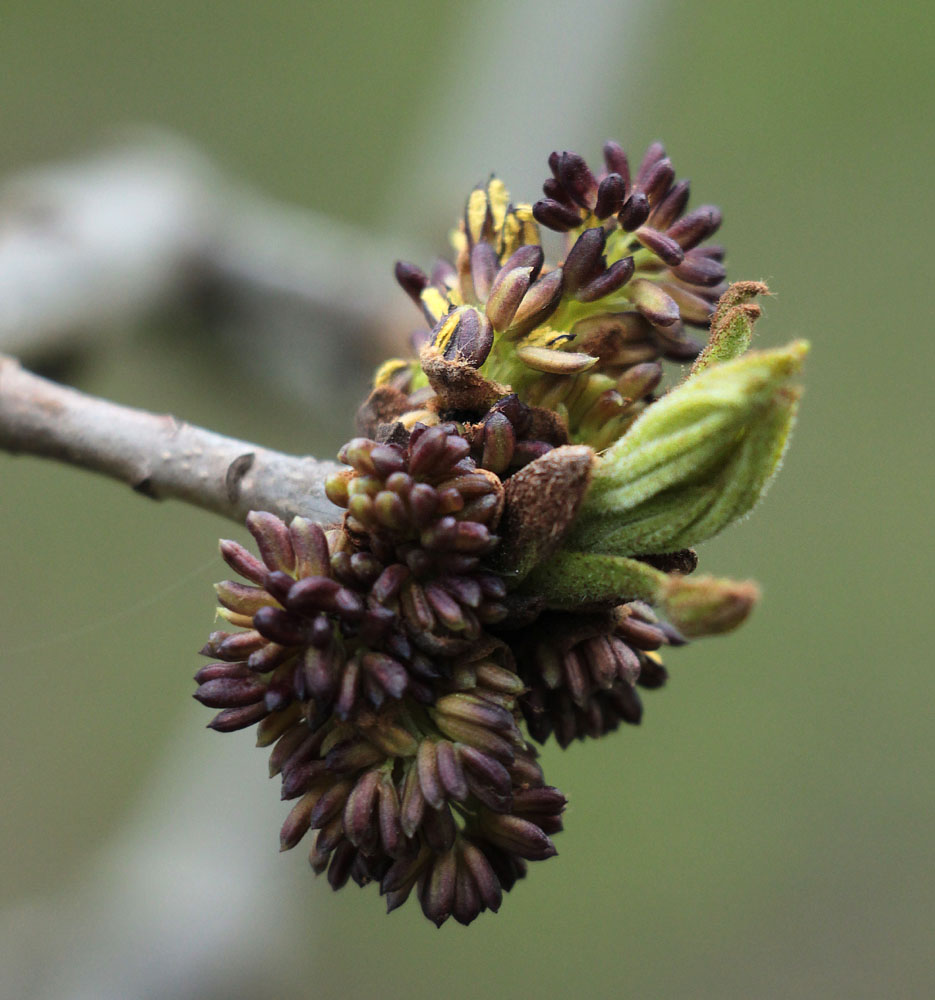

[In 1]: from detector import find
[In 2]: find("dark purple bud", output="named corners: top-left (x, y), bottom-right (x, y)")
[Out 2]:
top-left (326, 841), bottom-right (356, 891)
top-left (635, 226), bottom-right (685, 266)
top-left (562, 227), bottom-right (606, 294)
top-left (436, 740), bottom-right (469, 801)
top-left (417, 739), bottom-right (445, 810)
top-left (616, 361), bottom-right (663, 400)
top-left (400, 762), bottom-right (426, 838)
top-left (542, 176), bottom-right (575, 208)
top-left (194, 676), bottom-right (266, 708)
top-left (362, 652), bottom-right (408, 700)
top-left (205, 630), bottom-right (266, 661)
top-left (470, 241), bottom-right (499, 301)
top-left (421, 849), bottom-right (457, 927)
top-left (500, 244), bottom-right (544, 281)
top-left (407, 483), bottom-right (439, 527)
top-left (575, 256), bottom-right (635, 303)
top-left (247, 640), bottom-right (292, 674)
top-left (458, 744), bottom-right (514, 795)
top-left (343, 769), bottom-right (380, 850)
top-left (287, 576), bottom-right (341, 613)
top-left (269, 725), bottom-right (316, 778)
top-left (424, 583), bottom-right (467, 631)
top-left (649, 178), bottom-right (690, 230)
top-left (607, 680), bottom-right (643, 724)
top-left (672, 253), bottom-right (727, 287)
top-left (370, 444), bottom-right (407, 477)
top-left (610, 637), bottom-right (642, 684)
top-left (433, 307), bottom-right (494, 368)
top-left (301, 644), bottom-right (337, 701)
top-left (476, 573), bottom-right (507, 600)
top-left (421, 802), bottom-right (457, 855)
top-left (371, 563), bottom-right (410, 605)
top-left (562, 648), bottom-right (590, 707)
top-left (280, 793), bottom-right (315, 851)
top-left (263, 570), bottom-right (294, 605)
top-left (512, 786), bottom-right (568, 816)
top-left (618, 192), bottom-right (650, 232)
top-left (246, 511), bottom-right (295, 574)
top-left (395, 260), bottom-right (430, 303)
top-left (694, 243), bottom-right (725, 260)
top-left (461, 840), bottom-right (502, 912)
top-left (507, 267), bottom-right (564, 337)
top-left (628, 278), bottom-right (681, 328)
top-left (452, 861), bottom-right (482, 925)
top-left (639, 156), bottom-right (675, 205)
top-left (214, 580), bottom-right (274, 616)
top-left (532, 198), bottom-right (583, 232)
top-left (335, 655), bottom-right (360, 720)
top-left (377, 775), bottom-right (403, 857)
top-left (485, 264), bottom-right (533, 332)
top-left (308, 779), bottom-right (352, 829)
top-left (194, 661), bottom-right (251, 684)
top-left (617, 614), bottom-right (666, 650)
top-left (635, 141), bottom-right (666, 187)
top-left (432, 716), bottom-right (515, 764)
top-left (547, 150), bottom-right (562, 179)
top-left (252, 606), bottom-right (307, 646)
top-left (667, 204), bottom-right (722, 249)
top-left (207, 702), bottom-right (268, 733)
top-left (594, 172), bottom-right (625, 219)
top-left (660, 281), bottom-right (715, 326)
top-left (580, 635), bottom-right (617, 689)
top-left (408, 426), bottom-right (448, 477)
top-left (481, 813), bottom-right (557, 861)
top-left (602, 140), bottom-right (631, 190)
top-left (436, 693), bottom-right (515, 733)
top-left (558, 151), bottom-right (598, 209)
top-left (219, 539), bottom-right (267, 585)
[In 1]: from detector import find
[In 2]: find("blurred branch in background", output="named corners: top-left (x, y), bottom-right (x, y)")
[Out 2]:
top-left (0, 724), bottom-right (308, 1000)
top-left (0, 129), bottom-right (414, 392)
top-left (0, 355), bottom-right (341, 524)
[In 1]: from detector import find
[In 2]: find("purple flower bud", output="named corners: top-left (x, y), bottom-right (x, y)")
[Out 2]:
top-left (219, 539), bottom-right (268, 585)
top-left (635, 141), bottom-right (667, 188)
top-left (575, 256), bottom-right (635, 303)
top-left (635, 226), bottom-right (685, 266)
top-left (667, 204), bottom-right (722, 249)
top-left (394, 261), bottom-right (430, 303)
top-left (618, 192), bottom-right (651, 232)
top-left (558, 151), bottom-right (598, 209)
top-left (470, 241), bottom-right (500, 301)
top-left (563, 227), bottom-right (607, 294)
top-left (639, 156), bottom-right (675, 205)
top-left (246, 511), bottom-right (296, 574)
top-left (532, 198), bottom-right (583, 232)
top-left (602, 140), bottom-right (631, 190)
top-left (673, 253), bottom-right (728, 287)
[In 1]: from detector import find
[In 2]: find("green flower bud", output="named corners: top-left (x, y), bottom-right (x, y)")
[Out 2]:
top-left (520, 550), bottom-right (758, 637)
top-left (568, 340), bottom-right (807, 555)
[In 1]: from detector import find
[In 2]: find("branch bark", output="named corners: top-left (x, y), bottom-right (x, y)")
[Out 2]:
top-left (0, 355), bottom-right (342, 526)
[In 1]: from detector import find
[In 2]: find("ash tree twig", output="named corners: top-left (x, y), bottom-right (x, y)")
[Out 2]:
top-left (0, 354), bottom-right (341, 526)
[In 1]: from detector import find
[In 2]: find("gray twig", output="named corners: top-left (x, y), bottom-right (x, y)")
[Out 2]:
top-left (0, 354), bottom-right (342, 525)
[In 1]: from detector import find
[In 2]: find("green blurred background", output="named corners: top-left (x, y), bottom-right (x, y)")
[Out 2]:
top-left (1, 1), bottom-right (931, 997)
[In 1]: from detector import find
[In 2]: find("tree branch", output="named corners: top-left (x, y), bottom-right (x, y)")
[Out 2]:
top-left (0, 355), bottom-right (342, 526)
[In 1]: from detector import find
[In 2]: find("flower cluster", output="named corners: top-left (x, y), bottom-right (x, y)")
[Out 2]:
top-left (377, 140), bottom-right (724, 450)
top-left (195, 137), bottom-right (806, 926)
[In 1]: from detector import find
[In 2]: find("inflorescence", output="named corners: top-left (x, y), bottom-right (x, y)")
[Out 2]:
top-left (195, 138), bottom-right (806, 926)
